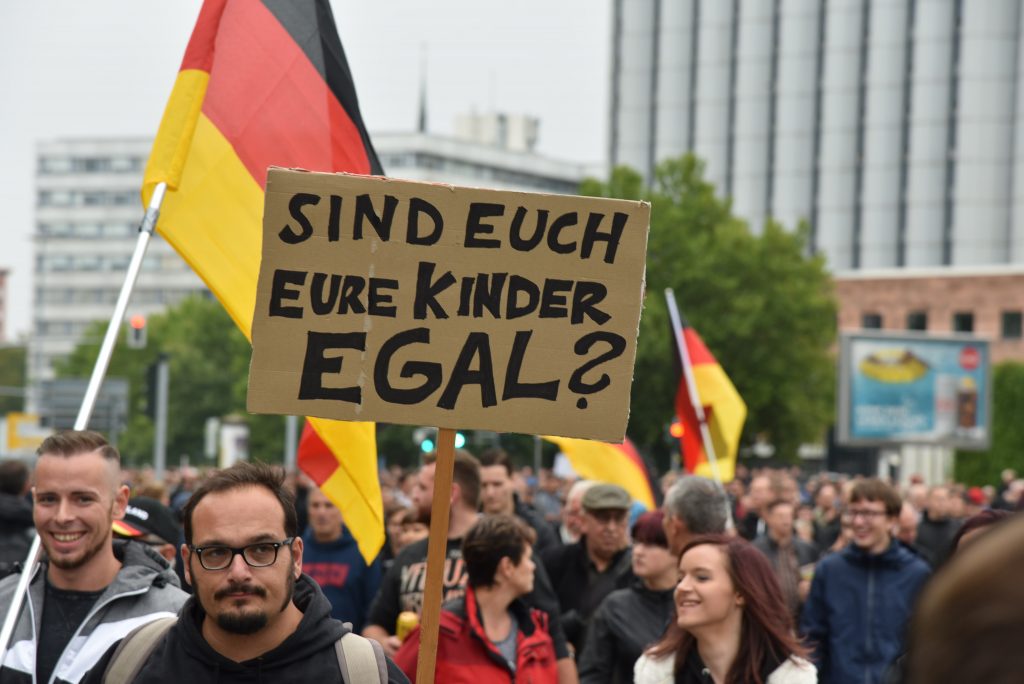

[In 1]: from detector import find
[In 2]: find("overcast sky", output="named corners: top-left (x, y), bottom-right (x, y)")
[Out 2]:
top-left (0, 0), bottom-right (611, 341)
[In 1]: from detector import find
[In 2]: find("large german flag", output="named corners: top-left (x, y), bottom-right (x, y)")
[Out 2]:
top-left (543, 436), bottom-right (656, 510)
top-left (673, 314), bottom-right (746, 483)
top-left (142, 0), bottom-right (384, 561)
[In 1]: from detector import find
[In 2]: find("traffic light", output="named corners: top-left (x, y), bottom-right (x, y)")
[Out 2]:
top-left (126, 314), bottom-right (147, 349)
top-left (669, 419), bottom-right (684, 439)
top-left (413, 427), bottom-right (466, 453)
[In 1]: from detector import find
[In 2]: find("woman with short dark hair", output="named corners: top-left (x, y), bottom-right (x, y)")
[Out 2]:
top-left (394, 515), bottom-right (557, 683)
top-left (634, 535), bottom-right (816, 684)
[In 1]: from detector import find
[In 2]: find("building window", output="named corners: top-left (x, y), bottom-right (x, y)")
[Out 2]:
top-left (861, 312), bottom-right (883, 329)
top-left (906, 311), bottom-right (927, 331)
top-left (1003, 311), bottom-right (1023, 339)
top-left (39, 157), bottom-right (73, 174)
top-left (953, 312), bottom-right (974, 333)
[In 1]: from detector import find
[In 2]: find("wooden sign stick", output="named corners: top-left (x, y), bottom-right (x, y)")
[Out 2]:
top-left (414, 427), bottom-right (455, 684)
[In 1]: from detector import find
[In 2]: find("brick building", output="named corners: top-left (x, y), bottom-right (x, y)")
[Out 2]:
top-left (835, 266), bottom-right (1024, 363)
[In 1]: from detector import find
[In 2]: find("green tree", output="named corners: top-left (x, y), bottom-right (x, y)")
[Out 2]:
top-left (0, 345), bottom-right (26, 414)
top-left (55, 296), bottom-right (285, 467)
top-left (955, 362), bottom-right (1024, 485)
top-left (582, 155), bottom-right (837, 468)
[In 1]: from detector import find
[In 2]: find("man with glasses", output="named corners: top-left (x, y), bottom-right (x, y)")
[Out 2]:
top-left (82, 461), bottom-right (408, 683)
top-left (541, 483), bottom-right (634, 658)
top-left (800, 478), bottom-right (930, 684)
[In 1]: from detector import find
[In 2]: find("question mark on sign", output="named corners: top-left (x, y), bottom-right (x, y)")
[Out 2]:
top-left (568, 331), bottom-right (627, 409)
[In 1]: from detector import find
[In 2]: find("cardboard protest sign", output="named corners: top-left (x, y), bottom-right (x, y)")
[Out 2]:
top-left (247, 168), bottom-right (649, 442)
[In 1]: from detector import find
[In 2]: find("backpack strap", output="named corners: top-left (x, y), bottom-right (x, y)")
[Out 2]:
top-left (102, 616), bottom-right (177, 684)
top-left (335, 631), bottom-right (387, 684)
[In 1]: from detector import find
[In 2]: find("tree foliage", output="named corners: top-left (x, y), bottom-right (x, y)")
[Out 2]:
top-left (955, 362), bottom-right (1024, 485)
top-left (0, 345), bottom-right (26, 415)
top-left (55, 296), bottom-right (285, 467)
top-left (582, 155), bottom-right (837, 469)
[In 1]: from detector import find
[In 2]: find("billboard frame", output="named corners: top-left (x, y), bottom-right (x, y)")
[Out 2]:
top-left (837, 330), bottom-right (992, 450)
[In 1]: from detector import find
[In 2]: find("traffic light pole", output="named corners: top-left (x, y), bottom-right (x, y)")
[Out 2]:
top-left (153, 354), bottom-right (170, 482)
top-left (0, 182), bottom-right (168, 663)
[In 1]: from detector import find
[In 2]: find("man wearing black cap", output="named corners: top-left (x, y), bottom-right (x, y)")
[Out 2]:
top-left (112, 497), bottom-right (182, 566)
top-left (540, 483), bottom-right (634, 657)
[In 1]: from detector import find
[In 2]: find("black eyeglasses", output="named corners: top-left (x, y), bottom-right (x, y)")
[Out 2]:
top-left (190, 537), bottom-right (295, 571)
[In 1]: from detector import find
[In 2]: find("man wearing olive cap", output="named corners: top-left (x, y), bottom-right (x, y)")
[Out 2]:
top-left (540, 483), bottom-right (634, 657)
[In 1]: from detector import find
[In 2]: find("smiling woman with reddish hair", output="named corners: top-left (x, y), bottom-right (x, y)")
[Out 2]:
top-left (634, 535), bottom-right (816, 684)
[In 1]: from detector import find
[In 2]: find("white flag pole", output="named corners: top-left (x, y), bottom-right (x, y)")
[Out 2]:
top-left (664, 288), bottom-right (735, 529)
top-left (0, 183), bottom-right (168, 662)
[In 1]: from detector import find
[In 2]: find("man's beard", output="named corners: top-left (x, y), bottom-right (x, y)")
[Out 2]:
top-left (211, 571), bottom-right (296, 635)
top-left (46, 531), bottom-right (108, 571)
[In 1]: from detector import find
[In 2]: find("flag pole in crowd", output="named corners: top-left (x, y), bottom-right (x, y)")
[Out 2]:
top-left (0, 183), bottom-right (169, 662)
top-left (415, 428), bottom-right (457, 684)
top-left (664, 288), bottom-right (737, 529)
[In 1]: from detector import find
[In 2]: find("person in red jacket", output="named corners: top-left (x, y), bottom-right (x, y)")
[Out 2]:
top-left (395, 514), bottom-right (558, 683)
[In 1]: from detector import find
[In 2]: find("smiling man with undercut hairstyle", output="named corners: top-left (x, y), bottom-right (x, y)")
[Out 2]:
top-left (0, 430), bottom-right (187, 684)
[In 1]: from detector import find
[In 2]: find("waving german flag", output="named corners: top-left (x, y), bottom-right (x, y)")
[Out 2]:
top-left (544, 436), bottom-right (656, 510)
top-left (673, 313), bottom-right (746, 483)
top-left (142, 0), bottom-right (384, 560)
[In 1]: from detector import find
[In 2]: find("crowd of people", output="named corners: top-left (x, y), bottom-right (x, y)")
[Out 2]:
top-left (1, 432), bottom-right (1023, 683)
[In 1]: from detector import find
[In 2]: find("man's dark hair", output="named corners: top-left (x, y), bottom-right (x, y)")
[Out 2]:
top-left (462, 514), bottom-right (536, 589)
top-left (0, 459), bottom-right (29, 496)
top-left (478, 448), bottom-right (512, 476)
top-left (424, 448), bottom-right (481, 509)
top-left (182, 461), bottom-right (297, 545)
top-left (37, 430), bottom-right (119, 464)
top-left (850, 478), bottom-right (902, 517)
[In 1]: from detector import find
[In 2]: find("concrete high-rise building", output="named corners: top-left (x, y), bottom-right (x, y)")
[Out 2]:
top-left (29, 139), bottom-right (207, 398)
top-left (610, 0), bottom-right (1024, 271)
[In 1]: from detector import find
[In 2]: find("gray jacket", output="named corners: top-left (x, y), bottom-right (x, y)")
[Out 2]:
top-left (0, 540), bottom-right (188, 684)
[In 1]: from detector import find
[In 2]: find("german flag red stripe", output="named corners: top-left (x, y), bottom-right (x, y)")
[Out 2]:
top-left (199, 1), bottom-right (375, 188)
top-left (683, 327), bottom-right (716, 367)
top-left (179, 0), bottom-right (226, 71)
top-left (297, 421), bottom-right (339, 484)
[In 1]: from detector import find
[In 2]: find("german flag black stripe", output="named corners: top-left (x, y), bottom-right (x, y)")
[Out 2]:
top-left (261, 0), bottom-right (383, 174)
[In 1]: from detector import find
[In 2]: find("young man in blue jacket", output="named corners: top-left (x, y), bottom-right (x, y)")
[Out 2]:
top-left (800, 478), bottom-right (931, 684)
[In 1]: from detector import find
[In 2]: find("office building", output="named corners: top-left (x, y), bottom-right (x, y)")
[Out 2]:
top-left (374, 112), bottom-right (587, 194)
top-left (610, 0), bottom-right (1024, 270)
top-left (30, 138), bottom-right (207, 398)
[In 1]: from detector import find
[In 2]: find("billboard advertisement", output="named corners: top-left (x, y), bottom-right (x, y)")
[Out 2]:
top-left (838, 332), bottom-right (991, 449)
